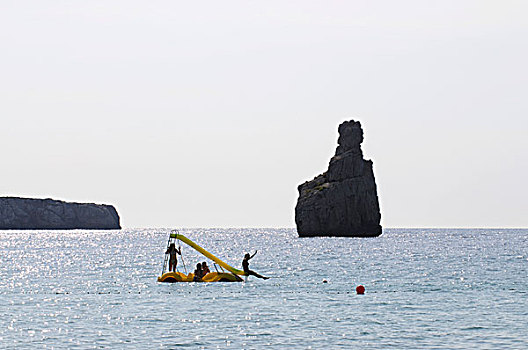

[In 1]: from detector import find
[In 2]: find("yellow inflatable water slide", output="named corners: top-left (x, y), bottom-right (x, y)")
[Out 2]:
top-left (157, 231), bottom-right (246, 283)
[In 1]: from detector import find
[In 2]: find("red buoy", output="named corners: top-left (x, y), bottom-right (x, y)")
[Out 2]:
top-left (356, 285), bottom-right (365, 294)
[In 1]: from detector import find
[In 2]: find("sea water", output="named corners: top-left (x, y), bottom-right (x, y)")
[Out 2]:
top-left (0, 228), bottom-right (526, 349)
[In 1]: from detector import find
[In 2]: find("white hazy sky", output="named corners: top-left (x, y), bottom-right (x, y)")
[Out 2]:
top-left (1, 1), bottom-right (527, 228)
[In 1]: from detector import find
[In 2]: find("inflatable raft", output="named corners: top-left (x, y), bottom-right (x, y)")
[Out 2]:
top-left (157, 271), bottom-right (242, 283)
top-left (157, 231), bottom-right (246, 283)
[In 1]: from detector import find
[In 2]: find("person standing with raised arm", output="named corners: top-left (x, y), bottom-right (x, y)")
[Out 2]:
top-left (242, 251), bottom-right (269, 280)
top-left (166, 243), bottom-right (181, 272)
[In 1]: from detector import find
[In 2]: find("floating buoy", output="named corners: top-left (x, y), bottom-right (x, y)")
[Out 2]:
top-left (356, 285), bottom-right (365, 294)
top-left (322, 279), bottom-right (328, 283)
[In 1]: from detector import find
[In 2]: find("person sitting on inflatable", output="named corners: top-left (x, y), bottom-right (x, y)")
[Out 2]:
top-left (242, 251), bottom-right (269, 280)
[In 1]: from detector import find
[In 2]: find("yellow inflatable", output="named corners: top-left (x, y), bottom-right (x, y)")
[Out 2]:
top-left (157, 271), bottom-right (242, 283)
top-left (158, 232), bottom-right (246, 283)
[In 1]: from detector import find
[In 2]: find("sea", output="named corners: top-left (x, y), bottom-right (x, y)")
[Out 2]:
top-left (0, 228), bottom-right (526, 349)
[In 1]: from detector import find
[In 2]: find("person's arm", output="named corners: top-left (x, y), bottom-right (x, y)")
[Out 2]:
top-left (176, 247), bottom-right (181, 255)
top-left (249, 250), bottom-right (258, 259)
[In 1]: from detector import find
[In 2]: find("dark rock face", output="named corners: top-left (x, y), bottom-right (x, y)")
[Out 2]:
top-left (0, 197), bottom-right (121, 230)
top-left (295, 120), bottom-right (382, 237)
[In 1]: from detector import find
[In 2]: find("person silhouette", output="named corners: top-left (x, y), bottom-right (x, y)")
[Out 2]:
top-left (166, 243), bottom-right (181, 272)
top-left (242, 251), bottom-right (269, 280)
top-left (193, 263), bottom-right (203, 282)
top-left (202, 262), bottom-right (210, 276)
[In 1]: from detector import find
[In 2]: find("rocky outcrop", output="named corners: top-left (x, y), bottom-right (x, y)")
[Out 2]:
top-left (295, 120), bottom-right (382, 237)
top-left (0, 197), bottom-right (121, 230)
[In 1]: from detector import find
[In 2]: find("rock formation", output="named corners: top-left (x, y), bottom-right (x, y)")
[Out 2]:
top-left (295, 120), bottom-right (382, 237)
top-left (0, 197), bottom-right (121, 230)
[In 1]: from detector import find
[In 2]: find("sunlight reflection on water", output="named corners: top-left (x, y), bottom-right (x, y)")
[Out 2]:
top-left (0, 228), bottom-right (527, 349)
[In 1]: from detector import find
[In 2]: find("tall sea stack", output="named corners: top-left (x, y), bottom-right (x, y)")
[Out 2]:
top-left (0, 197), bottom-right (121, 230)
top-left (295, 120), bottom-right (382, 237)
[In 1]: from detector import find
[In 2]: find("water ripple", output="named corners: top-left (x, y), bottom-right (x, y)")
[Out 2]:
top-left (0, 228), bottom-right (527, 349)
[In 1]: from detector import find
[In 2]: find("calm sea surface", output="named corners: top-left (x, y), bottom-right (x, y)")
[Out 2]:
top-left (0, 228), bottom-right (526, 349)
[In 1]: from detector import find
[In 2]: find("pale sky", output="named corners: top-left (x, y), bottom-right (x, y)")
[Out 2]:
top-left (1, 1), bottom-right (527, 228)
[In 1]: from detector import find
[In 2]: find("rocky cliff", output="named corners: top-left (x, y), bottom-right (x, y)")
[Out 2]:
top-left (295, 120), bottom-right (382, 237)
top-left (0, 197), bottom-right (121, 230)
